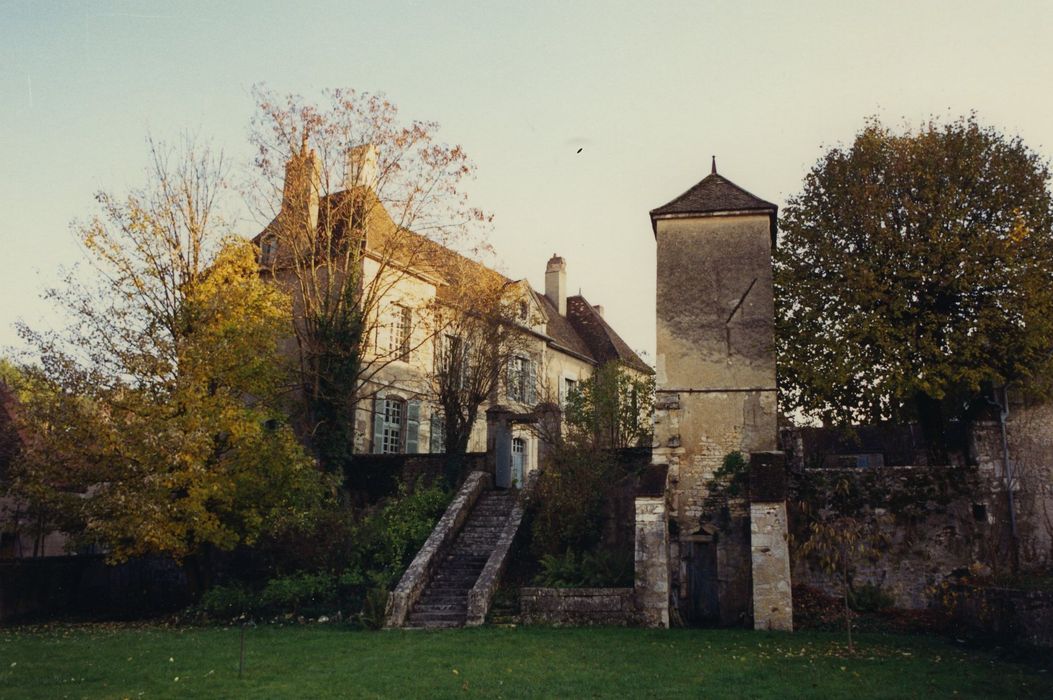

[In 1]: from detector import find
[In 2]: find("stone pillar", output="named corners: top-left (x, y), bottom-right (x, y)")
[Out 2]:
top-left (749, 452), bottom-right (793, 631)
top-left (634, 495), bottom-right (670, 628)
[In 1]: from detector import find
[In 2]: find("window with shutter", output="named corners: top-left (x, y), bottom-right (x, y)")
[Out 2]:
top-left (405, 400), bottom-right (420, 454)
top-left (429, 411), bottom-right (446, 453)
top-left (379, 397), bottom-right (404, 454)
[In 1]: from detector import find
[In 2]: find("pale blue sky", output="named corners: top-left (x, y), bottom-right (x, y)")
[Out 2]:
top-left (2, 0), bottom-right (1052, 358)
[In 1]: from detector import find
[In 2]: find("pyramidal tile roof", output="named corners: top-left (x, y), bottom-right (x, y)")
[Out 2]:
top-left (649, 161), bottom-right (777, 236)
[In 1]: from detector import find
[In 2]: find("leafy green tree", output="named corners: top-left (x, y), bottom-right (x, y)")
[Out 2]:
top-left (15, 138), bottom-right (323, 576)
top-left (776, 116), bottom-right (1053, 457)
top-left (563, 361), bottom-right (654, 449)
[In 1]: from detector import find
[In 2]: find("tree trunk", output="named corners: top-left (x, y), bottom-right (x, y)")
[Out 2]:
top-left (843, 543), bottom-right (853, 653)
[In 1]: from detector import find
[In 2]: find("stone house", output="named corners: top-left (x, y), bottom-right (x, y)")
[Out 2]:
top-left (254, 146), bottom-right (651, 479)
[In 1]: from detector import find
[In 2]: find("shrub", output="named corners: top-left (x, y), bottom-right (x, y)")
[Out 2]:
top-left (198, 584), bottom-right (257, 618)
top-left (530, 445), bottom-right (615, 557)
top-left (357, 588), bottom-right (390, 630)
top-left (533, 549), bottom-right (633, 588)
top-left (260, 572), bottom-right (337, 614)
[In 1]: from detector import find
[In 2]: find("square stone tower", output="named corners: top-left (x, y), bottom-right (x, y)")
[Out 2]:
top-left (649, 159), bottom-right (780, 624)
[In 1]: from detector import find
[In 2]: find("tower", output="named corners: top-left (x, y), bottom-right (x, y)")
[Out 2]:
top-left (649, 159), bottom-right (780, 624)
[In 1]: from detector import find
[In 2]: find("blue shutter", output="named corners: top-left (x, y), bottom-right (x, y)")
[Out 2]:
top-left (507, 358), bottom-right (516, 401)
top-left (429, 410), bottom-right (444, 453)
top-left (405, 400), bottom-right (421, 454)
top-left (525, 359), bottom-right (536, 405)
top-left (372, 398), bottom-right (385, 454)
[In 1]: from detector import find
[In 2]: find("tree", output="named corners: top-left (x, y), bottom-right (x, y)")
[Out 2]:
top-left (248, 87), bottom-right (490, 473)
top-left (429, 268), bottom-right (534, 455)
top-left (776, 116), bottom-right (1053, 457)
top-left (795, 478), bottom-right (888, 653)
top-left (563, 361), bottom-right (655, 449)
top-left (15, 138), bottom-right (322, 574)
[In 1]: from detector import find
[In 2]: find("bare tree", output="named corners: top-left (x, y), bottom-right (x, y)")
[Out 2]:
top-left (248, 87), bottom-right (490, 472)
top-left (428, 271), bottom-right (536, 455)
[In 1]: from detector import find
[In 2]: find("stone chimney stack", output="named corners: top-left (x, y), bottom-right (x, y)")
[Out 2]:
top-left (593, 304), bottom-right (605, 318)
top-left (545, 254), bottom-right (567, 316)
top-left (347, 143), bottom-right (379, 190)
top-left (281, 143), bottom-right (321, 233)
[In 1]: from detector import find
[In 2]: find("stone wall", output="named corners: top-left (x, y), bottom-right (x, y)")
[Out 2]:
top-left (786, 406), bottom-right (1053, 610)
top-left (519, 587), bottom-right (636, 626)
top-left (949, 585), bottom-right (1053, 650)
top-left (789, 465), bottom-right (993, 609)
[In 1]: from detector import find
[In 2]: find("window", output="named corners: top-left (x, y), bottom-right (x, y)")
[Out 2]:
top-left (389, 305), bottom-right (412, 361)
top-left (507, 356), bottom-right (534, 403)
top-left (260, 236), bottom-right (277, 264)
top-left (381, 398), bottom-right (404, 454)
top-left (518, 301), bottom-right (529, 321)
top-left (561, 377), bottom-right (577, 407)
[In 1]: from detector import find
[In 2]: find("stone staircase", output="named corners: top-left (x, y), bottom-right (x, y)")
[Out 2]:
top-left (405, 489), bottom-right (516, 629)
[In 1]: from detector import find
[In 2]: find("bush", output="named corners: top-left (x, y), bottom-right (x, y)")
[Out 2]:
top-left (198, 584), bottom-right (256, 618)
top-left (533, 549), bottom-right (633, 588)
top-left (260, 572), bottom-right (337, 615)
top-left (530, 445), bottom-right (615, 557)
top-left (357, 588), bottom-right (390, 630)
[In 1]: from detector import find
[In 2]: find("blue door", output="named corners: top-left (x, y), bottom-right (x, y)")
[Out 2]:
top-left (511, 437), bottom-right (526, 487)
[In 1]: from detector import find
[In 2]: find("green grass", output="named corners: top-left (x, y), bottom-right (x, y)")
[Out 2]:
top-left (0, 624), bottom-right (1049, 699)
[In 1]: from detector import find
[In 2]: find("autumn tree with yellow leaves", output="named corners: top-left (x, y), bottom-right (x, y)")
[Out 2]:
top-left (12, 138), bottom-right (322, 580)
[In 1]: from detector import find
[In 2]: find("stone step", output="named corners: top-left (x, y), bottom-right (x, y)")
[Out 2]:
top-left (408, 611), bottom-right (468, 623)
top-left (413, 603), bottom-right (468, 614)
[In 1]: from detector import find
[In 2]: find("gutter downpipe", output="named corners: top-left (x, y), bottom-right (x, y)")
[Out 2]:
top-left (997, 385), bottom-right (1019, 573)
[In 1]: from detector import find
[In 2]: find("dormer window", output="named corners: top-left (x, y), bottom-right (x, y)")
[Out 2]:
top-left (261, 236), bottom-right (278, 264)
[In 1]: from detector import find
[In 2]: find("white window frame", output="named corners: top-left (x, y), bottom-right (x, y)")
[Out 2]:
top-left (381, 397), bottom-right (404, 454)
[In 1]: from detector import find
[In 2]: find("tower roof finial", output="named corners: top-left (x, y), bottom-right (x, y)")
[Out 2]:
top-left (711, 155), bottom-right (717, 175)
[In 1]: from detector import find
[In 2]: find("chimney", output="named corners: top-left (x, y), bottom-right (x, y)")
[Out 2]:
top-left (347, 143), bottom-right (378, 190)
top-left (545, 254), bottom-right (567, 316)
top-left (593, 304), bottom-right (604, 318)
top-left (281, 143), bottom-right (321, 233)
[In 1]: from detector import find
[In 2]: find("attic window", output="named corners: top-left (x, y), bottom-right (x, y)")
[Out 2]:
top-left (519, 301), bottom-right (528, 321)
top-left (261, 236), bottom-right (277, 264)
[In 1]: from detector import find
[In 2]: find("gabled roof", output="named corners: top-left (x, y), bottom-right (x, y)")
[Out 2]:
top-left (255, 187), bottom-right (651, 374)
top-left (566, 296), bottom-right (653, 375)
top-left (649, 168), bottom-right (777, 239)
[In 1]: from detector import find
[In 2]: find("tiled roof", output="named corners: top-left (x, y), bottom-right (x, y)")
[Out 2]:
top-left (255, 188), bottom-right (650, 373)
top-left (565, 296), bottom-right (652, 374)
top-left (649, 172), bottom-right (777, 236)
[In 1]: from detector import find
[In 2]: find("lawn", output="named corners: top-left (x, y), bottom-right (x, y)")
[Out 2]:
top-left (0, 624), bottom-right (1049, 699)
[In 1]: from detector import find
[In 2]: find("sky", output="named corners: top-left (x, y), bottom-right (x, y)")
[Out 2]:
top-left (2, 0), bottom-right (1053, 360)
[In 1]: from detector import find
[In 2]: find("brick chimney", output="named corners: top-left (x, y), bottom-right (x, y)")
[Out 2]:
top-left (281, 142), bottom-right (321, 233)
top-left (545, 254), bottom-right (567, 316)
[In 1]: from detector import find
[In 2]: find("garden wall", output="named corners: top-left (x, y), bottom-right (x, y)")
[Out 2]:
top-left (949, 585), bottom-right (1053, 649)
top-left (347, 452), bottom-right (488, 502)
top-left (519, 587), bottom-right (636, 626)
